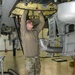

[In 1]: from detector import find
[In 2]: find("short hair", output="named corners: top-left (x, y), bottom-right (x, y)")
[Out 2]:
top-left (26, 20), bottom-right (33, 25)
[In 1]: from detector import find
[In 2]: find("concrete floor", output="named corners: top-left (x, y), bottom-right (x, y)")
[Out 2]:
top-left (0, 50), bottom-right (74, 75)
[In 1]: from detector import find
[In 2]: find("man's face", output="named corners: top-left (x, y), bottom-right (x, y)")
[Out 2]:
top-left (26, 20), bottom-right (33, 30)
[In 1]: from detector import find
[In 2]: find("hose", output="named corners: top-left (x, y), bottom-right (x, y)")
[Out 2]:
top-left (0, 68), bottom-right (19, 75)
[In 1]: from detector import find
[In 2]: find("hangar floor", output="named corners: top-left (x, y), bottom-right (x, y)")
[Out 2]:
top-left (0, 50), bottom-right (74, 75)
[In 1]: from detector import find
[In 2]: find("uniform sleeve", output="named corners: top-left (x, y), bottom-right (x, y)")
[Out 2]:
top-left (20, 10), bottom-right (28, 37)
top-left (35, 12), bottom-right (45, 33)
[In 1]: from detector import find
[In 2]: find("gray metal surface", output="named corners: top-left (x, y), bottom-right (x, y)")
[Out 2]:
top-left (39, 38), bottom-right (63, 53)
top-left (58, 1), bottom-right (75, 24)
top-left (62, 32), bottom-right (75, 56)
top-left (2, 0), bottom-right (17, 26)
top-left (22, 0), bottom-right (54, 4)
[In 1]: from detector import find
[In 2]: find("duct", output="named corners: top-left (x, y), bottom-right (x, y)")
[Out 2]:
top-left (57, 1), bottom-right (75, 24)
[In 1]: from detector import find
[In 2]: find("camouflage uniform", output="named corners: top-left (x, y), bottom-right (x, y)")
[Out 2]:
top-left (20, 10), bottom-right (45, 75)
top-left (25, 56), bottom-right (41, 75)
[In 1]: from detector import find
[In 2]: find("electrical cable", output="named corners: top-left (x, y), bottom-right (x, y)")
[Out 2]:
top-left (0, 69), bottom-right (19, 75)
top-left (8, 69), bottom-right (19, 75)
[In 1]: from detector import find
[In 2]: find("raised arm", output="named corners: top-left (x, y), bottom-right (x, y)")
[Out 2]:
top-left (20, 10), bottom-right (28, 36)
top-left (35, 11), bottom-right (45, 33)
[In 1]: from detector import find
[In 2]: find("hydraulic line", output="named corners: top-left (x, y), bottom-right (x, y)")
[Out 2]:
top-left (13, 16), bottom-right (24, 54)
top-left (0, 70), bottom-right (19, 75)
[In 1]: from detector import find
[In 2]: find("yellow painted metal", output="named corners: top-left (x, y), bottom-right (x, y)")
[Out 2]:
top-left (55, 37), bottom-right (60, 47)
top-left (10, 2), bottom-right (57, 18)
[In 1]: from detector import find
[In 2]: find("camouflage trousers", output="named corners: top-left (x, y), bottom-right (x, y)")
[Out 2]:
top-left (24, 56), bottom-right (41, 75)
